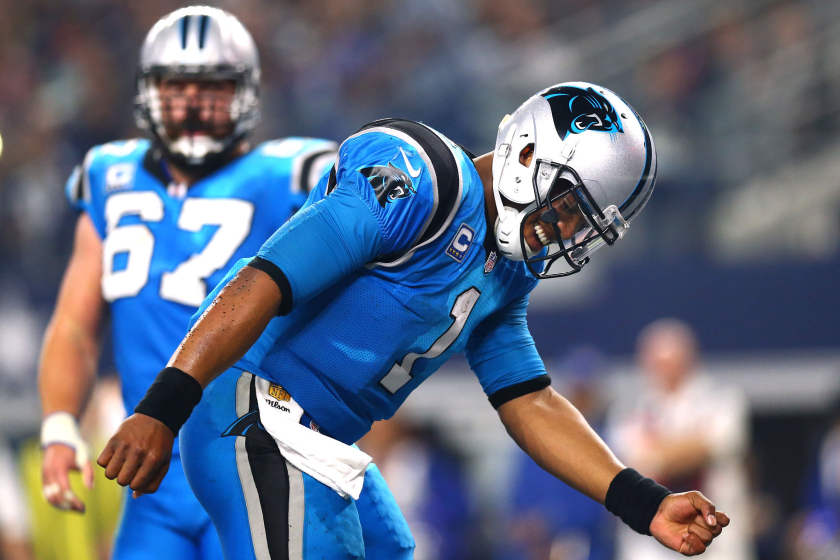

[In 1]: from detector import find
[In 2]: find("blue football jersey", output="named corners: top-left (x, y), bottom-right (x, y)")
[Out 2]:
top-left (196, 120), bottom-right (549, 444)
top-left (66, 137), bottom-right (337, 434)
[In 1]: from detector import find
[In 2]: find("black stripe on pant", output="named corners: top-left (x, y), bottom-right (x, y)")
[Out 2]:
top-left (234, 372), bottom-right (304, 560)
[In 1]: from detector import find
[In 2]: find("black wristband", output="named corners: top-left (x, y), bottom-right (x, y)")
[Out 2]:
top-left (134, 367), bottom-right (203, 436)
top-left (604, 468), bottom-right (672, 535)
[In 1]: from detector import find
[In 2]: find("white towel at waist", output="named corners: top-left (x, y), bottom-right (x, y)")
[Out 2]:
top-left (253, 375), bottom-right (371, 500)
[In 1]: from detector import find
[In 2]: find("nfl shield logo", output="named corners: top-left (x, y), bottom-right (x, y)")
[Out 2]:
top-left (268, 383), bottom-right (290, 401)
top-left (484, 251), bottom-right (498, 274)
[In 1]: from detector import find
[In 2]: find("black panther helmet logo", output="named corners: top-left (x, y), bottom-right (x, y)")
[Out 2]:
top-left (541, 86), bottom-right (624, 140)
top-left (359, 163), bottom-right (416, 207)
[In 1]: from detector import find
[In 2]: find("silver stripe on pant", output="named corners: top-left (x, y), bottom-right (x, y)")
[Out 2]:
top-left (234, 370), bottom-right (305, 560)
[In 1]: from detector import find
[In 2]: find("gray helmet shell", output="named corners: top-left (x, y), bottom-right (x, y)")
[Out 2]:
top-left (135, 6), bottom-right (260, 168)
top-left (492, 82), bottom-right (657, 275)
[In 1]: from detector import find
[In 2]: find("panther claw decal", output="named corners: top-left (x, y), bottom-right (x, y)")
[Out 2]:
top-left (222, 411), bottom-right (264, 437)
top-left (542, 86), bottom-right (624, 139)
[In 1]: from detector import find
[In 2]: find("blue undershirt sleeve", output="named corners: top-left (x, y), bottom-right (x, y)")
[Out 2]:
top-left (252, 185), bottom-right (383, 312)
top-left (465, 294), bottom-right (549, 406)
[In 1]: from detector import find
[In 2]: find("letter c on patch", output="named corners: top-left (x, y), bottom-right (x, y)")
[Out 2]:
top-left (453, 228), bottom-right (473, 252)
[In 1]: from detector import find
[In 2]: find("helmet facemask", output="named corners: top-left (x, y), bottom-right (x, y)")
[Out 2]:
top-left (518, 161), bottom-right (629, 279)
top-left (137, 66), bottom-right (258, 170)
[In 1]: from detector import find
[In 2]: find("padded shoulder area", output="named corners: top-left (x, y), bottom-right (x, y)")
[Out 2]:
top-left (348, 119), bottom-right (464, 266)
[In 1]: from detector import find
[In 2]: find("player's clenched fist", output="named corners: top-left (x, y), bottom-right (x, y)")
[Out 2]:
top-left (97, 413), bottom-right (173, 498)
top-left (650, 491), bottom-right (730, 556)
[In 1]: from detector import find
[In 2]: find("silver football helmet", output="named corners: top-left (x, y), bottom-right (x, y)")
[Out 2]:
top-left (492, 82), bottom-right (657, 278)
top-left (135, 6), bottom-right (260, 168)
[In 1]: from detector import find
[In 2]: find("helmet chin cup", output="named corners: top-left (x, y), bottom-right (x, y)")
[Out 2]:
top-left (495, 206), bottom-right (538, 261)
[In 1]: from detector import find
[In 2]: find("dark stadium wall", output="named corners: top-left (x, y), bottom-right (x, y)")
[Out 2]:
top-left (528, 255), bottom-right (840, 356)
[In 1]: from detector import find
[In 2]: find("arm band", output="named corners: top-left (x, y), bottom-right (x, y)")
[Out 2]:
top-left (134, 367), bottom-right (203, 437)
top-left (248, 256), bottom-right (293, 316)
top-left (604, 468), bottom-right (672, 535)
top-left (488, 375), bottom-right (551, 409)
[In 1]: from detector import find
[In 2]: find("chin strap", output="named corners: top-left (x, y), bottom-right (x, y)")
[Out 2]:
top-left (492, 123), bottom-right (517, 224)
top-left (494, 205), bottom-right (539, 261)
top-left (492, 121), bottom-right (529, 260)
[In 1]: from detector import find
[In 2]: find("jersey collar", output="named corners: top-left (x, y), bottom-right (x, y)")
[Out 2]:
top-left (142, 146), bottom-right (171, 186)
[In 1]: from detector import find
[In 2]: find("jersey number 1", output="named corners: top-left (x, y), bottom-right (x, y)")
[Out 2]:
top-left (101, 191), bottom-right (254, 306)
top-left (380, 287), bottom-right (481, 394)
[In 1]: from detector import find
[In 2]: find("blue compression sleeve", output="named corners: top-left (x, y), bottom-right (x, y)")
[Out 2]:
top-left (254, 186), bottom-right (383, 311)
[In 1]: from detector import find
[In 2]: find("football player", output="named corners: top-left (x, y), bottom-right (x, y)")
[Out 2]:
top-left (100, 83), bottom-right (731, 558)
top-left (37, 7), bottom-right (411, 560)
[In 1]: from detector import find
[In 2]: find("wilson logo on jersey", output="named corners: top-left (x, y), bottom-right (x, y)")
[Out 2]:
top-left (446, 223), bottom-right (475, 263)
top-left (359, 163), bottom-right (415, 207)
top-left (542, 85), bottom-right (623, 140)
top-left (268, 383), bottom-right (291, 401)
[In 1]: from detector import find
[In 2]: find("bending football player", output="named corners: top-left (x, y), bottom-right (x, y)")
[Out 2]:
top-left (99, 82), bottom-right (729, 558)
top-left (38, 7), bottom-right (409, 560)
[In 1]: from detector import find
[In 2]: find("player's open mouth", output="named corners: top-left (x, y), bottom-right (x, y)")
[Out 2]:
top-left (534, 223), bottom-right (551, 247)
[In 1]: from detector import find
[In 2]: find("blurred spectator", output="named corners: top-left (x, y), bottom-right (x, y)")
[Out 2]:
top-left (606, 318), bottom-right (754, 560)
top-left (460, 0), bottom-right (580, 147)
top-left (359, 411), bottom-right (476, 560)
top-left (788, 398), bottom-right (840, 560)
top-left (501, 347), bottom-right (615, 560)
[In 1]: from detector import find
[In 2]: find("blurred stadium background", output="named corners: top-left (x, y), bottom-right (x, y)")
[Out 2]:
top-left (2, 0), bottom-right (840, 559)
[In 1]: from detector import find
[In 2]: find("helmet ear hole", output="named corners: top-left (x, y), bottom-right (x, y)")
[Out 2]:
top-left (519, 143), bottom-right (534, 167)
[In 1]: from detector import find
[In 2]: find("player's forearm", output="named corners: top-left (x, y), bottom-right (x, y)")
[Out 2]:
top-left (168, 265), bottom-right (281, 388)
top-left (38, 317), bottom-right (101, 418)
top-left (40, 213), bottom-right (105, 419)
top-left (498, 386), bottom-right (624, 503)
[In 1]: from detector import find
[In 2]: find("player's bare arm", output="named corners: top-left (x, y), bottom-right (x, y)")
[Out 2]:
top-left (39, 213), bottom-right (106, 512)
top-left (168, 266), bottom-right (282, 384)
top-left (498, 385), bottom-right (623, 501)
top-left (499, 386), bottom-right (729, 556)
top-left (97, 264), bottom-right (281, 495)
